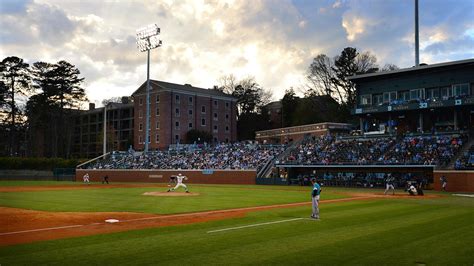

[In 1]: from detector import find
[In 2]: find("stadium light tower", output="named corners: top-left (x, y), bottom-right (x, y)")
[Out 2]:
top-left (136, 24), bottom-right (162, 152)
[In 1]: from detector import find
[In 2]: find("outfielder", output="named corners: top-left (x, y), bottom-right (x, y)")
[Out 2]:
top-left (311, 178), bottom-right (321, 220)
top-left (83, 173), bottom-right (90, 184)
top-left (384, 174), bottom-right (395, 195)
top-left (167, 173), bottom-right (190, 193)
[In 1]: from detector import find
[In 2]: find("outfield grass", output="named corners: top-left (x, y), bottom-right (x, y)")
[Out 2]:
top-left (1, 181), bottom-right (473, 265)
top-left (1, 197), bottom-right (473, 265)
top-left (0, 182), bottom-right (346, 214)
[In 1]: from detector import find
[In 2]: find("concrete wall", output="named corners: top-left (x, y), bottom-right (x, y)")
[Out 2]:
top-left (76, 169), bottom-right (256, 184)
top-left (433, 170), bottom-right (474, 192)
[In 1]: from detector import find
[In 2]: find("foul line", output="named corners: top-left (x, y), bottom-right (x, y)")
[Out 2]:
top-left (0, 224), bottom-right (84, 236)
top-left (452, 194), bottom-right (474, 198)
top-left (207, 218), bottom-right (304, 234)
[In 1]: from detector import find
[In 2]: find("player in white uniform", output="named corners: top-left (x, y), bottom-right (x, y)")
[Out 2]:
top-left (384, 174), bottom-right (395, 195)
top-left (83, 173), bottom-right (90, 184)
top-left (167, 173), bottom-right (189, 193)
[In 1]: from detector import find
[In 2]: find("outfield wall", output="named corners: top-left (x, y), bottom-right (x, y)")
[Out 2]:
top-left (75, 169), bottom-right (256, 184)
top-left (433, 170), bottom-right (474, 192)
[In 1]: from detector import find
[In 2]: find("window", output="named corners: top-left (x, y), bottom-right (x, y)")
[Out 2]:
top-left (139, 135), bottom-right (143, 143)
top-left (225, 114), bottom-right (229, 121)
top-left (410, 88), bottom-right (425, 100)
top-left (440, 86), bottom-right (452, 98)
top-left (453, 83), bottom-right (469, 96)
top-left (213, 125), bottom-right (218, 132)
top-left (175, 95), bottom-right (180, 103)
top-left (139, 123), bottom-right (143, 131)
top-left (399, 91), bottom-right (410, 101)
top-left (426, 88), bottom-right (439, 100)
top-left (372, 94), bottom-right (383, 106)
top-left (156, 107), bottom-right (160, 116)
top-left (175, 135), bottom-right (179, 142)
top-left (139, 110), bottom-right (143, 118)
top-left (201, 106), bottom-right (206, 113)
top-left (201, 118), bottom-right (206, 126)
top-left (225, 102), bottom-right (229, 108)
top-left (139, 98), bottom-right (143, 105)
top-left (156, 121), bottom-right (160, 129)
top-left (147, 135), bottom-right (150, 143)
top-left (189, 122), bottom-right (193, 129)
top-left (214, 100), bottom-right (218, 106)
top-left (225, 126), bottom-right (229, 132)
top-left (361, 94), bottom-right (372, 105)
top-left (175, 121), bottom-right (180, 129)
top-left (175, 108), bottom-right (180, 117)
top-left (155, 134), bottom-right (160, 143)
top-left (389, 92), bottom-right (397, 103)
top-left (383, 92), bottom-right (397, 104)
top-left (213, 113), bottom-right (218, 121)
top-left (156, 95), bottom-right (160, 103)
top-left (189, 96), bottom-right (193, 103)
top-left (188, 109), bottom-right (193, 116)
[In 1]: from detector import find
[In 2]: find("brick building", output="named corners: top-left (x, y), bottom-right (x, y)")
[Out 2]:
top-left (72, 99), bottom-right (134, 158)
top-left (132, 80), bottom-right (238, 150)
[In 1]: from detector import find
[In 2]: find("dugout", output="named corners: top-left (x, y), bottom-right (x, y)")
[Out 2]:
top-left (274, 165), bottom-right (434, 189)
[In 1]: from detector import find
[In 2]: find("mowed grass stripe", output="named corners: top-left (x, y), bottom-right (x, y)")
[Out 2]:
top-left (164, 203), bottom-right (470, 265)
top-left (1, 199), bottom-right (471, 265)
top-left (0, 186), bottom-right (346, 214)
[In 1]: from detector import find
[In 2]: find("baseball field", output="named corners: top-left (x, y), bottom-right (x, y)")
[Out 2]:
top-left (0, 181), bottom-right (473, 265)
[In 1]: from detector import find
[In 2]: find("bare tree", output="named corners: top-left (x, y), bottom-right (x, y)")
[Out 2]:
top-left (307, 54), bottom-right (336, 97)
top-left (381, 63), bottom-right (399, 72)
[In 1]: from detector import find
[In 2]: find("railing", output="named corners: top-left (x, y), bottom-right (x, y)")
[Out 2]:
top-left (76, 152), bottom-right (110, 169)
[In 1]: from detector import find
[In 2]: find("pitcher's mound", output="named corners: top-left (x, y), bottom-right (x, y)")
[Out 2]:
top-left (143, 192), bottom-right (200, 197)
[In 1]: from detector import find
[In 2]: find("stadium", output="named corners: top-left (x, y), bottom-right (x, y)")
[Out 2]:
top-left (1, 1), bottom-right (473, 265)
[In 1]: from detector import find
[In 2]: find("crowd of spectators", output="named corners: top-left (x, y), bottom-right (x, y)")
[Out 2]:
top-left (280, 134), bottom-right (467, 167)
top-left (455, 145), bottom-right (474, 170)
top-left (83, 143), bottom-right (285, 171)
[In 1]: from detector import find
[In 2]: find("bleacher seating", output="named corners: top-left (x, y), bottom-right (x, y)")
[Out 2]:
top-left (81, 143), bottom-right (286, 171)
top-left (280, 134), bottom-right (467, 167)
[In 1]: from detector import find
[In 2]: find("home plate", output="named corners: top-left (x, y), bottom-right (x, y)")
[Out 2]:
top-left (105, 219), bottom-right (120, 223)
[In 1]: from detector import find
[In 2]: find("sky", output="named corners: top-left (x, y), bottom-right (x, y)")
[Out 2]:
top-left (1, 0), bottom-right (473, 107)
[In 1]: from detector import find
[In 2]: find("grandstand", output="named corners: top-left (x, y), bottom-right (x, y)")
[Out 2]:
top-left (76, 59), bottom-right (474, 191)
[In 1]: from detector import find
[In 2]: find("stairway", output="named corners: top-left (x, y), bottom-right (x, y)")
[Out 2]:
top-left (445, 136), bottom-right (474, 169)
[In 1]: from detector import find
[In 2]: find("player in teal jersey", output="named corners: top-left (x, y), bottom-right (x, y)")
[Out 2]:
top-left (311, 178), bottom-right (321, 219)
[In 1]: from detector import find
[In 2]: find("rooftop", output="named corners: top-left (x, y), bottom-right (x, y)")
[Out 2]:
top-left (349, 58), bottom-right (474, 81)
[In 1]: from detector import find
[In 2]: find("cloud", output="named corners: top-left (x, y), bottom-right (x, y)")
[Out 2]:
top-left (0, 0), bottom-right (472, 105)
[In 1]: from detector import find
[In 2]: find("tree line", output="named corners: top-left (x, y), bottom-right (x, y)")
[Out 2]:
top-left (217, 47), bottom-right (398, 136)
top-left (0, 56), bottom-right (86, 157)
top-left (0, 46), bottom-right (397, 157)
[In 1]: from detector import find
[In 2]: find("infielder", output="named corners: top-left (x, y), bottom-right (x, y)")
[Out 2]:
top-left (83, 173), bottom-right (90, 184)
top-left (167, 173), bottom-right (190, 193)
top-left (384, 174), bottom-right (395, 195)
top-left (311, 178), bottom-right (321, 220)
